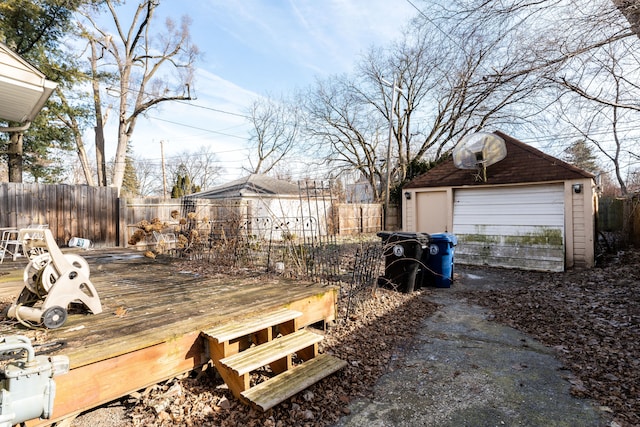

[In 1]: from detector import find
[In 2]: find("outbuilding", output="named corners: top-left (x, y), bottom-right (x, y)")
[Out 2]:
top-left (402, 131), bottom-right (597, 272)
top-left (188, 174), bottom-right (332, 240)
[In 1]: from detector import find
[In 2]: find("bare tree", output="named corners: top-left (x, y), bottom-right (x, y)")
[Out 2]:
top-left (301, 74), bottom-right (386, 200)
top-left (300, 14), bottom-right (546, 202)
top-left (245, 96), bottom-right (299, 175)
top-left (165, 145), bottom-right (223, 191)
top-left (418, 0), bottom-right (640, 194)
top-left (134, 156), bottom-right (163, 196)
top-left (553, 42), bottom-right (638, 195)
top-left (613, 0), bottom-right (640, 38)
top-left (54, 90), bottom-right (96, 186)
top-left (88, 37), bottom-right (110, 186)
top-left (79, 0), bottom-right (199, 189)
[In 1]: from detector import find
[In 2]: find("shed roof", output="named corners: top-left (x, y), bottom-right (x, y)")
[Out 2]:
top-left (0, 42), bottom-right (57, 124)
top-left (405, 131), bottom-right (594, 189)
top-left (190, 174), bottom-right (300, 199)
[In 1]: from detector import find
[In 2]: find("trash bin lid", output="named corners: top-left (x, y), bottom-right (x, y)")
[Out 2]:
top-left (430, 233), bottom-right (457, 245)
top-left (377, 231), bottom-right (393, 240)
top-left (388, 232), bottom-right (429, 246)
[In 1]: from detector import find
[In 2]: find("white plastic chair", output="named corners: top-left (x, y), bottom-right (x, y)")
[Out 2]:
top-left (0, 229), bottom-right (23, 263)
top-left (153, 230), bottom-right (177, 253)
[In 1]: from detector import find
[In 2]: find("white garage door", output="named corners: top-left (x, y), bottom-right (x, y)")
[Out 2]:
top-left (453, 184), bottom-right (565, 271)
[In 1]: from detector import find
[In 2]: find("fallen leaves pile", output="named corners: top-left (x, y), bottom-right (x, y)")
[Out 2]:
top-left (71, 245), bottom-right (639, 426)
top-left (123, 287), bottom-right (437, 426)
top-left (460, 251), bottom-right (640, 427)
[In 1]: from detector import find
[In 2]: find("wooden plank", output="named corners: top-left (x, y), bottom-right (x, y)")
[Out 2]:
top-left (69, 184), bottom-right (78, 244)
top-left (242, 353), bottom-right (348, 411)
top-left (35, 183), bottom-right (47, 225)
top-left (47, 185), bottom-right (58, 241)
top-left (7, 183), bottom-right (17, 228)
top-left (108, 187), bottom-right (118, 246)
top-left (0, 184), bottom-right (7, 226)
top-left (0, 253), bottom-right (339, 370)
top-left (0, 248), bottom-right (340, 424)
top-left (79, 185), bottom-right (88, 240)
top-left (220, 330), bottom-right (323, 376)
top-left (27, 330), bottom-right (205, 427)
top-left (286, 289), bottom-right (338, 327)
top-left (202, 308), bottom-right (302, 343)
top-left (16, 183), bottom-right (29, 225)
top-left (24, 183), bottom-right (35, 224)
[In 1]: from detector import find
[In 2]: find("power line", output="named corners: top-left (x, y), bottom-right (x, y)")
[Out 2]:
top-left (106, 85), bottom-right (251, 119)
top-left (173, 99), bottom-right (251, 119)
top-left (403, 0), bottom-right (470, 55)
top-left (518, 124), bottom-right (640, 146)
top-left (147, 115), bottom-right (248, 139)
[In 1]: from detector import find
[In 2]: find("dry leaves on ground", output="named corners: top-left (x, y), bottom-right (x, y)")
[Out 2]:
top-left (460, 251), bottom-right (640, 427)
top-left (123, 287), bottom-right (437, 427)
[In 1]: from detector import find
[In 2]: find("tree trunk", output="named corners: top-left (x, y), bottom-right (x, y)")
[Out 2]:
top-left (91, 40), bottom-right (107, 186)
top-left (94, 124), bottom-right (107, 186)
top-left (111, 116), bottom-right (132, 190)
top-left (613, 0), bottom-right (640, 38)
top-left (7, 131), bottom-right (23, 183)
top-left (75, 133), bottom-right (96, 186)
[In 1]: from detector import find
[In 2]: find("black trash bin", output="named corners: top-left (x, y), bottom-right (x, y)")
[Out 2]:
top-left (420, 233), bottom-right (457, 288)
top-left (377, 231), bottom-right (430, 293)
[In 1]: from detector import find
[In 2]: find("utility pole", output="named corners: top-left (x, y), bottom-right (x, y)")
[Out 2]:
top-left (160, 140), bottom-right (167, 198)
top-left (382, 77), bottom-right (402, 230)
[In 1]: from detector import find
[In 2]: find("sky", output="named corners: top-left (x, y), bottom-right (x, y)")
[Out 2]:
top-left (105, 1), bottom-right (419, 183)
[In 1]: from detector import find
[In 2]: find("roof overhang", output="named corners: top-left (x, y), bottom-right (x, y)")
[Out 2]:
top-left (0, 42), bottom-right (57, 130)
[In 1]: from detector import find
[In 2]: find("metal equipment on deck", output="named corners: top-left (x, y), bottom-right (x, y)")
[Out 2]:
top-left (5, 228), bottom-right (102, 329)
top-left (0, 335), bottom-right (69, 426)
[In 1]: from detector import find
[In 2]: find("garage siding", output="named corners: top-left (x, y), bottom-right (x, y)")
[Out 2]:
top-left (453, 185), bottom-right (565, 272)
top-left (571, 187), bottom-right (591, 267)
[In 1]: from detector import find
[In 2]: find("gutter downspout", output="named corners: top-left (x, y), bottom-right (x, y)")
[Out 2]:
top-left (0, 122), bottom-right (31, 132)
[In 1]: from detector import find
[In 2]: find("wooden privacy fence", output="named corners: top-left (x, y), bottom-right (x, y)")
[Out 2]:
top-left (0, 184), bottom-right (385, 250)
top-left (335, 203), bottom-right (383, 235)
top-left (0, 183), bottom-right (119, 247)
top-left (598, 195), bottom-right (640, 246)
top-left (120, 197), bottom-right (250, 250)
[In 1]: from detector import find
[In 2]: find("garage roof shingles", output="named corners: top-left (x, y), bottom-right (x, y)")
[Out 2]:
top-left (405, 131), bottom-right (593, 189)
top-left (189, 174), bottom-right (299, 199)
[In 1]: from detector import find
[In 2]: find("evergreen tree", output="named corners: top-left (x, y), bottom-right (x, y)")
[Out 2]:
top-left (171, 168), bottom-right (201, 198)
top-left (120, 144), bottom-right (140, 197)
top-left (390, 156), bottom-right (448, 205)
top-left (0, 0), bottom-right (91, 182)
top-left (563, 140), bottom-right (600, 174)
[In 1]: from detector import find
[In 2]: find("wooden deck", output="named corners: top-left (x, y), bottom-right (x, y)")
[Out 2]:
top-left (0, 248), bottom-right (338, 425)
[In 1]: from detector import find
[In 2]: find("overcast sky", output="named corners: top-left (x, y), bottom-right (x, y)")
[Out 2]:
top-left (107, 1), bottom-right (418, 182)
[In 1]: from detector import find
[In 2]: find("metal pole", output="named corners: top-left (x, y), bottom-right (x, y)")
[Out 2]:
top-left (384, 77), bottom-right (398, 230)
top-left (160, 140), bottom-right (167, 198)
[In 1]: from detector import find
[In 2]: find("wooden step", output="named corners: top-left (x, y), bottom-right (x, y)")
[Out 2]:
top-left (241, 353), bottom-right (348, 411)
top-left (202, 308), bottom-right (302, 344)
top-left (219, 329), bottom-right (323, 376)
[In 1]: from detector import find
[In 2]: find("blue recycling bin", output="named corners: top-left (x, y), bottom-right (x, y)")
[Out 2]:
top-left (422, 233), bottom-right (457, 288)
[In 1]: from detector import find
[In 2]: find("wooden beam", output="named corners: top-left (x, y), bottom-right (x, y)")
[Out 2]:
top-left (27, 331), bottom-right (205, 427)
top-left (242, 354), bottom-right (347, 411)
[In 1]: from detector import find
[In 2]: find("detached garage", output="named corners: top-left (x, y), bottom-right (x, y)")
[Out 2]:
top-left (403, 131), bottom-right (597, 271)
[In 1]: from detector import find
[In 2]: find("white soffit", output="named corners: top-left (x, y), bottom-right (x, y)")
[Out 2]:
top-left (0, 43), bottom-right (57, 124)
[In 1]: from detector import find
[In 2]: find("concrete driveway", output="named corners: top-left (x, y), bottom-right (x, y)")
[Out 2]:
top-left (333, 267), bottom-right (610, 427)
